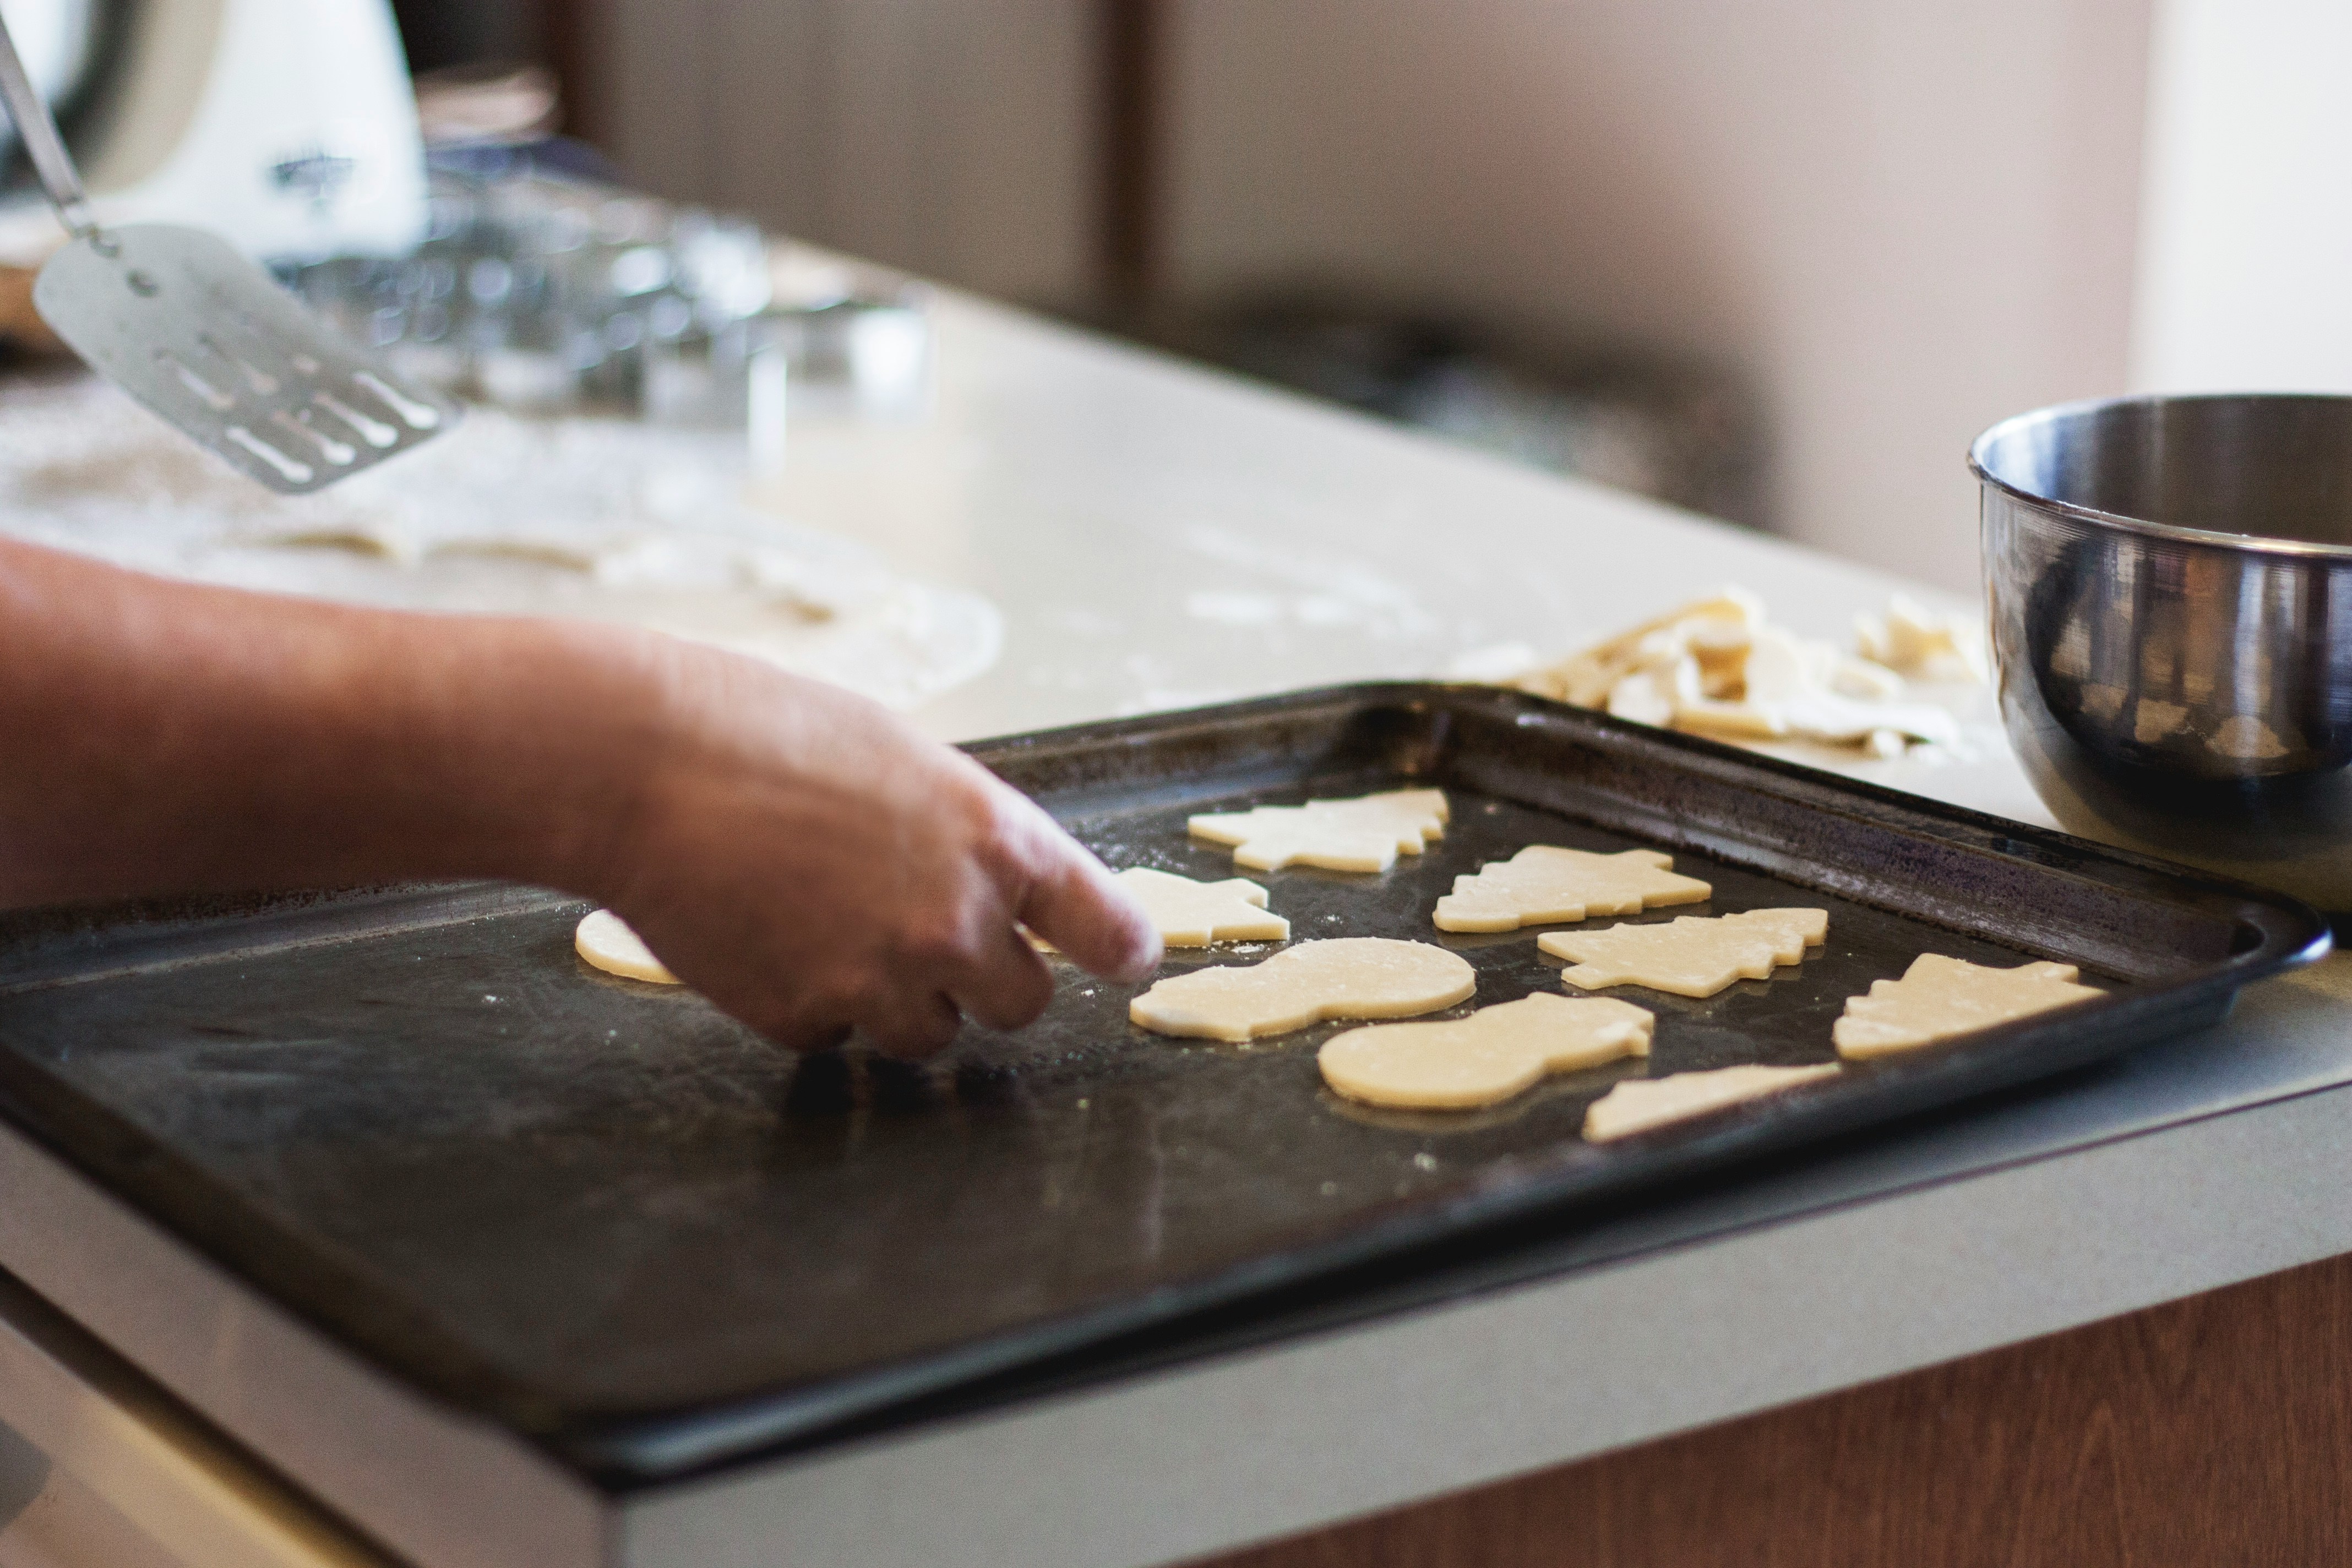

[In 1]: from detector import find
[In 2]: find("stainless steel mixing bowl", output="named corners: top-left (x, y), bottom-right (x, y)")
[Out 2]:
top-left (1975, 393), bottom-right (2352, 909)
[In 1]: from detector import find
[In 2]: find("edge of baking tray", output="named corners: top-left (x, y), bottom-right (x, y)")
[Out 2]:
top-left (0, 682), bottom-right (2329, 1487)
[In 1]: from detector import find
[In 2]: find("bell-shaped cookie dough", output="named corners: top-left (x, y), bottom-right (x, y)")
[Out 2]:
top-left (1834, 953), bottom-right (2100, 1059)
top-left (1540, 908), bottom-right (1828, 998)
top-left (1319, 993), bottom-right (1654, 1109)
top-left (1188, 788), bottom-right (1448, 873)
top-left (1584, 1063), bottom-right (1839, 1141)
top-left (1433, 845), bottom-right (1711, 933)
top-left (575, 910), bottom-right (680, 984)
top-left (1130, 937), bottom-right (1476, 1042)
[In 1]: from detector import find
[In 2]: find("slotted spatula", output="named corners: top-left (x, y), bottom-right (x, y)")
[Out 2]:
top-left (0, 14), bottom-right (456, 493)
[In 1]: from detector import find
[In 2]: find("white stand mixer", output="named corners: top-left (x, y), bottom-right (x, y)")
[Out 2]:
top-left (0, 0), bottom-right (425, 265)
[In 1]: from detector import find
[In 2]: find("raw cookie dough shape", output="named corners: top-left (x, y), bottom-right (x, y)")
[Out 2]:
top-left (1834, 953), bottom-right (2100, 1059)
top-left (1188, 788), bottom-right (1449, 873)
top-left (575, 909), bottom-right (680, 985)
top-left (1433, 846), bottom-right (1712, 933)
top-left (1037, 868), bottom-right (1288, 950)
top-left (1584, 1063), bottom-right (1840, 1141)
top-left (1130, 938), bottom-right (1476, 1042)
top-left (1540, 908), bottom-right (1829, 998)
top-left (1319, 994), bottom-right (1655, 1109)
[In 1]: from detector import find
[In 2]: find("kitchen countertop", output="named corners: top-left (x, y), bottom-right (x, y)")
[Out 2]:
top-left (3, 276), bottom-right (2349, 1568)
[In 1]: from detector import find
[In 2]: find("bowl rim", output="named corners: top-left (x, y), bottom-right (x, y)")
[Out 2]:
top-left (1969, 391), bottom-right (2352, 561)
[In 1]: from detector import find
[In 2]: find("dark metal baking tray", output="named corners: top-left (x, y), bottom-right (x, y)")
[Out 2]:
top-left (0, 683), bottom-right (2326, 1484)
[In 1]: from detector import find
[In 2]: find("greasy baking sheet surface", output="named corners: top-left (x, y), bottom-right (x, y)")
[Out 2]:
top-left (0, 685), bottom-right (2323, 1482)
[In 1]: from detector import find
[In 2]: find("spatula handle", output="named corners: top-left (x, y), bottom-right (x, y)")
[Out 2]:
top-left (0, 11), bottom-right (95, 238)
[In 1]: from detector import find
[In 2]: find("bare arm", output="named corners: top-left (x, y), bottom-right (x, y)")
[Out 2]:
top-left (0, 536), bottom-right (1159, 1052)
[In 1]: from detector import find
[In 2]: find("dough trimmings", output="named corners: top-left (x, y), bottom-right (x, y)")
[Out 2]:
top-left (1855, 594), bottom-right (1988, 683)
top-left (1505, 587), bottom-right (1964, 754)
top-left (1583, 1063), bottom-right (1840, 1142)
top-left (1834, 953), bottom-right (2101, 1059)
top-left (575, 910), bottom-right (680, 985)
top-left (1036, 868), bottom-right (1288, 950)
top-left (1539, 908), bottom-right (1828, 998)
top-left (1188, 788), bottom-right (1449, 873)
top-left (1130, 938), bottom-right (1476, 1042)
top-left (1433, 846), bottom-right (1712, 933)
top-left (1318, 994), bottom-right (1654, 1110)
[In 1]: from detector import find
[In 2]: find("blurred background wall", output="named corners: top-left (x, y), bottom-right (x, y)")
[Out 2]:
top-left (586, 0), bottom-right (1097, 309)
top-left (417, 0), bottom-right (2350, 595)
top-left (1153, 0), bottom-right (2146, 591)
top-left (2130, 0), bottom-right (2352, 396)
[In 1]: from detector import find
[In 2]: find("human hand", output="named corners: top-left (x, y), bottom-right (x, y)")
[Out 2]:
top-left (0, 540), bottom-right (1155, 1050)
top-left (581, 639), bottom-right (1161, 1055)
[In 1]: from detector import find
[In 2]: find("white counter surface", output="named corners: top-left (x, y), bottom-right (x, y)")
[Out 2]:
top-left (1, 284), bottom-right (2346, 1568)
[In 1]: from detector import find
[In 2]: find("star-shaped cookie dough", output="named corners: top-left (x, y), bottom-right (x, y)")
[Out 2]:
top-left (1188, 788), bottom-right (1448, 873)
top-left (1114, 867), bottom-right (1289, 947)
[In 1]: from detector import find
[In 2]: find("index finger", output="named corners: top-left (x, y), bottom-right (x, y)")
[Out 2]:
top-left (1011, 817), bottom-right (1161, 983)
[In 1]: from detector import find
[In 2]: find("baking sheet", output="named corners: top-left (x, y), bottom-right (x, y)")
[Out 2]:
top-left (0, 684), bottom-right (2323, 1483)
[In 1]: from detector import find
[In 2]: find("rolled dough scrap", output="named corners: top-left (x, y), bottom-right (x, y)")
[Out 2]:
top-left (1507, 586), bottom-right (1964, 755)
top-left (1516, 589), bottom-right (1764, 709)
top-left (244, 522), bottom-right (421, 564)
top-left (1583, 1063), bottom-right (1840, 1141)
top-left (1035, 867), bottom-right (1288, 950)
top-left (1834, 953), bottom-right (2100, 1058)
top-left (1540, 908), bottom-right (1829, 997)
top-left (1130, 938), bottom-right (1476, 1042)
top-left (1319, 993), bottom-right (1654, 1109)
top-left (1188, 788), bottom-right (1448, 873)
top-left (1855, 594), bottom-right (1987, 683)
top-left (1433, 846), bottom-right (1712, 932)
top-left (575, 909), bottom-right (680, 985)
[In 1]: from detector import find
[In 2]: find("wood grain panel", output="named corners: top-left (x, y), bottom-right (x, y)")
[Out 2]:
top-left (1208, 1251), bottom-right (2352, 1567)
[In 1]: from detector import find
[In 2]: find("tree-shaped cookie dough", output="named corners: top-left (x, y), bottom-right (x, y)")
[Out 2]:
top-left (1834, 953), bottom-right (2099, 1058)
top-left (1433, 845), bottom-right (1712, 932)
top-left (1584, 1063), bottom-right (1839, 1141)
top-left (1539, 908), bottom-right (1828, 997)
top-left (1130, 938), bottom-right (1476, 1042)
top-left (1188, 788), bottom-right (1448, 873)
top-left (1319, 993), bottom-right (1654, 1109)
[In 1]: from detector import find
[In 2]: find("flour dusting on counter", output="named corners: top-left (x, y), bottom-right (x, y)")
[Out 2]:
top-left (0, 375), bottom-right (1000, 710)
top-left (1182, 524), bottom-right (1439, 640)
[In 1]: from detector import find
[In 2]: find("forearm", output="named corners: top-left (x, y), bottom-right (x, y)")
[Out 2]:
top-left (0, 537), bottom-right (654, 907)
top-left (0, 534), bottom-right (1157, 1052)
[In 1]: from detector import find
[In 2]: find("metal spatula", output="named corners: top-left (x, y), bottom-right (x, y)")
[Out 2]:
top-left (0, 14), bottom-right (456, 494)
